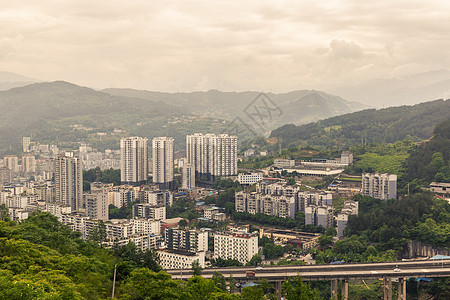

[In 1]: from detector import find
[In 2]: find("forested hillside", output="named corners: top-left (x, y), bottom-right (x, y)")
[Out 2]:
top-left (405, 119), bottom-right (450, 184)
top-left (0, 211), bottom-right (324, 299)
top-left (270, 99), bottom-right (450, 149)
top-left (312, 193), bottom-right (450, 298)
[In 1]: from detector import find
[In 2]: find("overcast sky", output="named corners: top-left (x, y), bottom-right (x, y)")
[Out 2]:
top-left (1, 0), bottom-right (450, 92)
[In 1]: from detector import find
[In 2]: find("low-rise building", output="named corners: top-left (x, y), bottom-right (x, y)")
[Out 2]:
top-left (340, 151), bottom-right (353, 164)
top-left (112, 234), bottom-right (163, 252)
top-left (274, 159), bottom-right (295, 168)
top-left (133, 203), bottom-right (166, 220)
top-left (158, 250), bottom-right (205, 270)
top-left (238, 173), bottom-right (263, 185)
top-left (429, 182), bottom-right (450, 196)
top-left (213, 212), bottom-right (226, 221)
top-left (45, 203), bottom-right (72, 218)
top-left (362, 173), bottom-right (397, 200)
top-left (337, 200), bottom-right (359, 238)
top-left (203, 206), bottom-right (223, 219)
top-left (214, 231), bottom-right (258, 264)
top-left (164, 228), bottom-right (208, 253)
top-left (305, 205), bottom-right (334, 228)
top-left (140, 190), bottom-right (173, 206)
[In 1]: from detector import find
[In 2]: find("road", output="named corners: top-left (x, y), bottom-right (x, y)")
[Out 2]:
top-left (167, 259), bottom-right (450, 281)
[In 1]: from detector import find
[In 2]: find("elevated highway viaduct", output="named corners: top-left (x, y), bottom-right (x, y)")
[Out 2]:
top-left (167, 260), bottom-right (450, 300)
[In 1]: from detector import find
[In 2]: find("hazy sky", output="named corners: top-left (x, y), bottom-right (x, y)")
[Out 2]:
top-left (1, 0), bottom-right (450, 92)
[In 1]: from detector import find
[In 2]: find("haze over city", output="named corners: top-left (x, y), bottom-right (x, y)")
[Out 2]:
top-left (1, 0), bottom-right (450, 99)
top-left (0, 1), bottom-right (449, 299)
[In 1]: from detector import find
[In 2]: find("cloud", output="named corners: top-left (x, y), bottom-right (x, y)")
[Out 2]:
top-left (0, 0), bottom-right (450, 92)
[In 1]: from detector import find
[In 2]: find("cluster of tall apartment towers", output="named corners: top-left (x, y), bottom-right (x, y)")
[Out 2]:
top-left (120, 134), bottom-right (238, 190)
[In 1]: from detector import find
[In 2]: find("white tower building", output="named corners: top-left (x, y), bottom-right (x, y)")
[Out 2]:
top-left (54, 153), bottom-right (83, 211)
top-left (120, 137), bottom-right (148, 185)
top-left (186, 133), bottom-right (237, 181)
top-left (22, 154), bottom-right (36, 173)
top-left (152, 137), bottom-right (174, 190)
top-left (182, 163), bottom-right (195, 189)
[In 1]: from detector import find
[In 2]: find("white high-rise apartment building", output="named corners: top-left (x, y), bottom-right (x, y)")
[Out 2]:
top-left (214, 231), bottom-right (258, 264)
top-left (186, 133), bottom-right (237, 180)
top-left (54, 153), bottom-right (83, 211)
top-left (120, 137), bottom-right (148, 185)
top-left (3, 155), bottom-right (19, 172)
top-left (22, 137), bottom-right (31, 153)
top-left (362, 173), bottom-right (397, 200)
top-left (152, 137), bottom-right (174, 190)
top-left (22, 154), bottom-right (36, 173)
top-left (182, 163), bottom-right (195, 189)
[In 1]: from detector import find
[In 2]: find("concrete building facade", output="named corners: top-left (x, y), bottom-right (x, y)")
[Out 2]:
top-left (152, 137), bottom-right (174, 190)
top-left (86, 191), bottom-right (108, 221)
top-left (182, 163), bottom-right (195, 189)
top-left (305, 205), bottom-right (334, 228)
top-left (186, 133), bottom-right (237, 181)
top-left (54, 153), bottom-right (83, 211)
top-left (238, 173), bottom-right (263, 185)
top-left (362, 173), bottom-right (397, 200)
top-left (214, 231), bottom-right (258, 264)
top-left (120, 137), bottom-right (148, 185)
top-left (164, 228), bottom-right (208, 253)
top-left (158, 250), bottom-right (205, 270)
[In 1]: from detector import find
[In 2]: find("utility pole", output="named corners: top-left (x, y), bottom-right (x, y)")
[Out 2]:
top-left (112, 264), bottom-right (117, 298)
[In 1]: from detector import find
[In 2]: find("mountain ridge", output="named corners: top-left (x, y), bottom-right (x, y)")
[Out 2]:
top-left (102, 87), bottom-right (367, 132)
top-left (270, 99), bottom-right (450, 149)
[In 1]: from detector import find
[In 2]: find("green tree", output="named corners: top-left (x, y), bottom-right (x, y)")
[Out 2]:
top-left (246, 253), bottom-right (263, 266)
top-left (182, 276), bottom-right (234, 299)
top-left (89, 220), bottom-right (107, 246)
top-left (282, 276), bottom-right (322, 300)
top-left (241, 285), bottom-right (266, 300)
top-left (120, 268), bottom-right (181, 299)
top-left (228, 275), bottom-right (236, 293)
top-left (284, 244), bottom-right (294, 253)
top-left (429, 152), bottom-right (445, 171)
top-left (212, 272), bottom-right (227, 292)
top-left (191, 260), bottom-right (203, 276)
top-left (179, 218), bottom-right (188, 228)
top-left (0, 204), bottom-right (10, 222)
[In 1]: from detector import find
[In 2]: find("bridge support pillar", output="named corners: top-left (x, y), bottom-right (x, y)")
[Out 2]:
top-left (342, 279), bottom-right (349, 300)
top-left (383, 278), bottom-right (392, 300)
top-left (397, 278), bottom-right (406, 300)
top-left (276, 281), bottom-right (282, 300)
top-left (330, 279), bottom-right (338, 298)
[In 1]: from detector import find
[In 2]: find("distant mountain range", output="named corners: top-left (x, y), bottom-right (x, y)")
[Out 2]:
top-left (270, 99), bottom-right (450, 149)
top-left (103, 88), bottom-right (367, 134)
top-left (0, 80), bottom-right (367, 153)
top-left (331, 69), bottom-right (450, 108)
top-left (0, 71), bottom-right (39, 91)
top-left (0, 81), bottom-right (185, 153)
top-left (2, 72), bottom-right (448, 154)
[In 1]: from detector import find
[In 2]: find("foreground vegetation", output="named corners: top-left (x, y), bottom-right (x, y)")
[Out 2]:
top-left (0, 211), bottom-right (337, 299)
